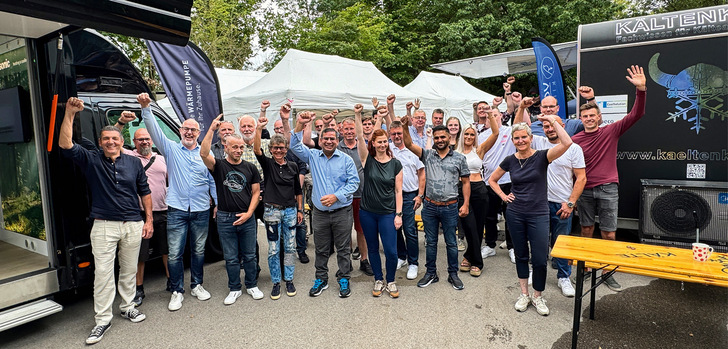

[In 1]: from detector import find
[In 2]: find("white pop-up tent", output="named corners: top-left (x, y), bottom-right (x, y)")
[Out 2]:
top-left (157, 68), bottom-right (267, 118)
top-left (404, 71), bottom-right (502, 124)
top-left (222, 49), bottom-right (446, 118)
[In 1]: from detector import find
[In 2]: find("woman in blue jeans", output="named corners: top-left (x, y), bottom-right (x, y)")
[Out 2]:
top-left (488, 117), bottom-right (572, 316)
top-left (354, 103), bottom-right (403, 298)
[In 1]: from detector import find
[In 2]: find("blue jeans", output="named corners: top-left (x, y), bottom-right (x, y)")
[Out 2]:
top-left (421, 201), bottom-right (459, 275)
top-left (264, 206), bottom-right (297, 284)
top-left (548, 202), bottom-right (572, 279)
top-left (396, 191), bottom-right (419, 265)
top-left (360, 209), bottom-right (398, 283)
top-left (217, 211), bottom-right (258, 290)
top-left (167, 207), bottom-right (209, 293)
top-left (506, 209), bottom-right (549, 292)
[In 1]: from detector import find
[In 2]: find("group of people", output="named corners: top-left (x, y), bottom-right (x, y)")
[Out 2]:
top-left (60, 65), bottom-right (646, 344)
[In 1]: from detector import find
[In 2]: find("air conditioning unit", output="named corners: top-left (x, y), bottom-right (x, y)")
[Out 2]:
top-left (640, 179), bottom-right (728, 252)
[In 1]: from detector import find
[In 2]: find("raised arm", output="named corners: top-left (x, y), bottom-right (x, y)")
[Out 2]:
top-left (279, 103), bottom-right (292, 142)
top-left (290, 112), bottom-right (314, 163)
top-left (384, 94), bottom-right (395, 127)
top-left (400, 116), bottom-right (422, 158)
top-left (515, 97), bottom-right (535, 125)
top-left (137, 93), bottom-right (173, 156)
top-left (353, 103), bottom-right (368, 165)
top-left (476, 111), bottom-right (500, 158)
top-left (254, 114), bottom-right (268, 156)
top-left (539, 115), bottom-right (573, 162)
top-left (200, 114), bottom-right (222, 170)
top-left (59, 97), bottom-right (84, 149)
top-left (405, 101), bottom-right (413, 118)
top-left (259, 99), bottom-right (270, 125)
top-left (114, 110), bottom-right (137, 143)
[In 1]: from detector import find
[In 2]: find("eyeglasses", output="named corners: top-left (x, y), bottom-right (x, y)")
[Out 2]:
top-left (271, 146), bottom-right (286, 151)
top-left (134, 137), bottom-right (151, 142)
top-left (180, 127), bottom-right (200, 133)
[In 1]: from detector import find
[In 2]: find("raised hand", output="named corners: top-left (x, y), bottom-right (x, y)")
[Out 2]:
top-left (66, 97), bottom-right (84, 114)
top-left (257, 116), bottom-right (268, 129)
top-left (492, 97), bottom-right (503, 107)
top-left (507, 76), bottom-right (515, 84)
top-left (536, 114), bottom-right (558, 125)
top-left (331, 109), bottom-right (339, 117)
top-left (400, 116), bottom-right (410, 127)
top-left (406, 101), bottom-right (413, 111)
top-left (413, 98), bottom-right (421, 110)
top-left (578, 86), bottom-right (594, 100)
top-left (503, 82), bottom-right (511, 93)
top-left (520, 97), bottom-right (535, 108)
top-left (136, 93), bottom-right (152, 108)
top-left (626, 65), bottom-right (646, 91)
top-left (371, 97), bottom-right (379, 108)
top-left (297, 111), bottom-right (312, 125)
top-left (279, 103), bottom-right (292, 119)
top-left (210, 113), bottom-right (224, 131)
top-left (119, 110), bottom-right (137, 124)
top-left (387, 94), bottom-right (396, 105)
top-left (260, 100), bottom-right (271, 111)
top-left (353, 103), bottom-right (363, 114)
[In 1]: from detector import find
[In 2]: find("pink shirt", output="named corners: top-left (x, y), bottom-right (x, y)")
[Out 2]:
top-left (572, 89), bottom-right (646, 189)
top-left (123, 149), bottom-right (168, 211)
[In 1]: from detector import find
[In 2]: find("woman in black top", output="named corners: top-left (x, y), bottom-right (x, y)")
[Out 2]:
top-left (354, 103), bottom-right (403, 298)
top-left (488, 116), bottom-right (572, 316)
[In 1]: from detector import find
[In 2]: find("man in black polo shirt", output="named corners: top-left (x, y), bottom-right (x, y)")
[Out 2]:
top-left (200, 114), bottom-right (263, 305)
top-left (59, 97), bottom-right (153, 345)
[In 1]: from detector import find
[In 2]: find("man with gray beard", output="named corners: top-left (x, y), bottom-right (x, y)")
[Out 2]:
top-left (114, 112), bottom-right (171, 306)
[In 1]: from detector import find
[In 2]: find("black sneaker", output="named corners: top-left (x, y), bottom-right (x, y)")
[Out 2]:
top-left (417, 272), bottom-right (439, 288)
top-left (86, 323), bottom-right (111, 345)
top-left (360, 259), bottom-right (374, 276)
top-left (120, 307), bottom-right (146, 323)
top-left (286, 281), bottom-right (297, 297)
top-left (132, 289), bottom-right (145, 307)
top-left (338, 278), bottom-right (351, 298)
top-left (448, 274), bottom-right (464, 290)
top-left (604, 274), bottom-right (623, 292)
top-left (270, 283), bottom-right (281, 300)
top-left (309, 278), bottom-right (328, 297)
top-left (352, 247), bottom-right (361, 260)
top-left (298, 252), bottom-right (310, 264)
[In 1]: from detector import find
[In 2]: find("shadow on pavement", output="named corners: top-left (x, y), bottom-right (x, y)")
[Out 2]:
top-left (552, 278), bottom-right (728, 349)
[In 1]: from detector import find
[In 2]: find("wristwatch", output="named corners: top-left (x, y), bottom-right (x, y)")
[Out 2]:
top-left (567, 201), bottom-right (575, 208)
top-left (418, 195), bottom-right (424, 200)
top-left (395, 212), bottom-right (403, 217)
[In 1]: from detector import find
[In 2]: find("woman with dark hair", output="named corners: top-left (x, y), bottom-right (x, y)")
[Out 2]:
top-left (488, 116), bottom-right (572, 316)
top-left (353, 103), bottom-right (403, 298)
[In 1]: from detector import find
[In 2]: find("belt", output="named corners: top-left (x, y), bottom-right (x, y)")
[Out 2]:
top-left (314, 205), bottom-right (348, 214)
top-left (265, 203), bottom-right (293, 210)
top-left (424, 197), bottom-right (458, 206)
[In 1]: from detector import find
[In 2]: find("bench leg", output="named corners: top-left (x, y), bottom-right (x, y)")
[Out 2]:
top-left (571, 260), bottom-right (585, 349)
top-left (589, 268), bottom-right (597, 320)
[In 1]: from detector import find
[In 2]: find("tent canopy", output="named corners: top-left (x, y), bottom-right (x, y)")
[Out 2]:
top-left (404, 71), bottom-right (502, 124)
top-left (222, 49), bottom-right (445, 118)
top-left (431, 41), bottom-right (577, 79)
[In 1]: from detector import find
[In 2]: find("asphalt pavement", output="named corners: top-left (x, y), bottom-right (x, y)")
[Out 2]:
top-left (1, 225), bottom-right (726, 348)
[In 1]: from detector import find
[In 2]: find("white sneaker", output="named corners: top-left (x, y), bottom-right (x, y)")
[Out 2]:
top-left (168, 291), bottom-right (183, 311)
top-left (531, 295), bottom-right (550, 316)
top-left (191, 284), bottom-right (211, 301)
top-left (396, 258), bottom-right (407, 270)
top-left (509, 249), bottom-right (516, 264)
top-left (481, 245), bottom-right (496, 258)
top-left (223, 290), bottom-right (242, 305)
top-left (247, 287), bottom-right (264, 300)
top-left (514, 293), bottom-right (530, 312)
top-left (406, 264), bottom-right (418, 280)
top-left (559, 277), bottom-right (576, 297)
top-left (528, 270), bottom-right (533, 285)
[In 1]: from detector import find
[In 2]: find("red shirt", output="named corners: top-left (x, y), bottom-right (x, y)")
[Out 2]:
top-left (572, 89), bottom-right (646, 189)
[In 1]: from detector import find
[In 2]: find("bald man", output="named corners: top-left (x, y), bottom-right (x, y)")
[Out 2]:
top-left (516, 96), bottom-right (585, 137)
top-left (137, 93), bottom-right (217, 312)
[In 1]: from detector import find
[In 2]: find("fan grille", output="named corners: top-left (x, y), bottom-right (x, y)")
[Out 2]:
top-left (650, 190), bottom-right (712, 236)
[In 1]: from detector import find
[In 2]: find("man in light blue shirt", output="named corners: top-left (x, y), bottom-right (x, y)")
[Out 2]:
top-left (289, 111), bottom-right (359, 298)
top-left (137, 93), bottom-right (216, 312)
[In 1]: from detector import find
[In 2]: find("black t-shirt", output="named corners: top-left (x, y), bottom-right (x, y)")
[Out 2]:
top-left (255, 153), bottom-right (302, 207)
top-left (499, 150), bottom-right (550, 215)
top-left (360, 155), bottom-right (403, 215)
top-left (211, 159), bottom-right (261, 212)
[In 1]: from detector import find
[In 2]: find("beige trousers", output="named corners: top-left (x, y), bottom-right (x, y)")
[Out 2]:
top-left (90, 220), bottom-right (142, 325)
